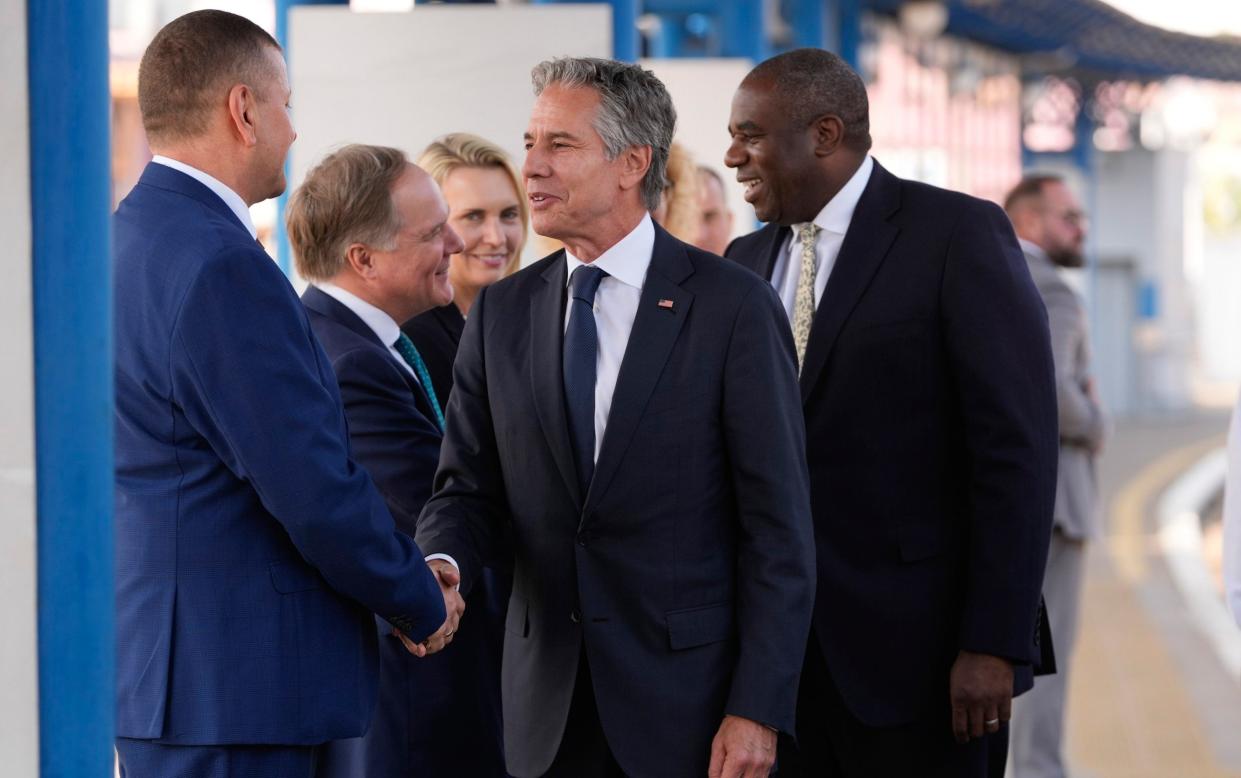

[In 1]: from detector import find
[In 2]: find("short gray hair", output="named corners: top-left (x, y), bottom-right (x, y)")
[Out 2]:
top-left (531, 57), bottom-right (676, 212)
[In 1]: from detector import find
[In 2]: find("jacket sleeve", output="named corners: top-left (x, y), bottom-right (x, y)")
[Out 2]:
top-left (940, 199), bottom-right (1059, 663)
top-left (719, 280), bottom-right (817, 735)
top-left (169, 246), bottom-right (446, 642)
top-left (415, 285), bottom-right (513, 596)
top-left (1042, 282), bottom-right (1106, 448)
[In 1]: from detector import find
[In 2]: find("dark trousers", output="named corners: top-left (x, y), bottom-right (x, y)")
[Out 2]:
top-left (542, 651), bottom-right (626, 778)
top-left (317, 570), bottom-right (510, 778)
top-left (116, 739), bottom-right (320, 778)
top-left (778, 634), bottom-right (1008, 778)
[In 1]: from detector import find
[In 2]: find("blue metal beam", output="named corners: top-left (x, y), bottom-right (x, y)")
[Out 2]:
top-left (643, 0), bottom-right (714, 11)
top-left (275, 0), bottom-right (348, 277)
top-left (788, 0), bottom-right (826, 51)
top-left (719, 0), bottom-right (767, 61)
top-left (533, 0), bottom-right (640, 61)
top-left (837, 0), bottom-right (862, 68)
top-left (27, 0), bottom-right (115, 775)
top-left (647, 14), bottom-right (686, 59)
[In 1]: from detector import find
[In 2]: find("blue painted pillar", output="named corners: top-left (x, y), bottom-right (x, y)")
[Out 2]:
top-left (720, 0), bottom-right (767, 60)
top-left (275, 0), bottom-right (348, 276)
top-left (648, 14), bottom-right (686, 59)
top-left (610, 0), bottom-right (640, 61)
top-left (788, 0), bottom-right (826, 50)
top-left (1021, 85), bottom-right (1101, 325)
top-left (836, 0), bottom-right (862, 68)
top-left (27, 0), bottom-right (115, 775)
top-left (1073, 87), bottom-right (1100, 321)
top-left (533, 0), bottom-right (640, 61)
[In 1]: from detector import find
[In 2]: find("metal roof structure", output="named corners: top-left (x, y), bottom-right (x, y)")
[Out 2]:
top-left (867, 0), bottom-right (1241, 82)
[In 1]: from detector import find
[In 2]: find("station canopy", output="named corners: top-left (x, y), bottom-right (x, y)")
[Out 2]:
top-left (868, 0), bottom-right (1241, 82)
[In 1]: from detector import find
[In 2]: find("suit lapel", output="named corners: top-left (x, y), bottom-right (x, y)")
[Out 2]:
top-left (586, 227), bottom-right (693, 515)
top-left (402, 361), bottom-right (438, 425)
top-left (757, 224), bottom-right (789, 281)
top-left (302, 286), bottom-right (436, 419)
top-left (798, 163), bottom-right (901, 403)
top-left (529, 254), bottom-right (584, 507)
top-left (729, 222), bottom-right (787, 281)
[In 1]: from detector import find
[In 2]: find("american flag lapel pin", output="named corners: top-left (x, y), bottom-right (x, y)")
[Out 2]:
top-left (657, 298), bottom-right (675, 311)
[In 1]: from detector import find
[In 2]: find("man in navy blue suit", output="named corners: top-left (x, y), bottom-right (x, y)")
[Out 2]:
top-left (113, 12), bottom-right (460, 778)
top-left (723, 49), bottom-right (1058, 777)
top-left (415, 57), bottom-right (816, 778)
top-left (287, 144), bottom-right (507, 777)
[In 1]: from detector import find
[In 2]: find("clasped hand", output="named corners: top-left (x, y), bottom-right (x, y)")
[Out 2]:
top-left (393, 559), bottom-right (465, 658)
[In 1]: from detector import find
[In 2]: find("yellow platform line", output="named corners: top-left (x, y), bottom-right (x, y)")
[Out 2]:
top-left (1107, 435), bottom-right (1226, 584)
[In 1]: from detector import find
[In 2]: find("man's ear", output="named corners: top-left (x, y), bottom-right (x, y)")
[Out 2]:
top-left (227, 83), bottom-right (259, 148)
top-left (618, 144), bottom-right (654, 193)
top-left (811, 114), bottom-right (846, 157)
top-left (344, 242), bottom-right (377, 278)
top-left (1006, 206), bottom-right (1039, 243)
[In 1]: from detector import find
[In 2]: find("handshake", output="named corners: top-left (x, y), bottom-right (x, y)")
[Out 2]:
top-left (392, 558), bottom-right (467, 658)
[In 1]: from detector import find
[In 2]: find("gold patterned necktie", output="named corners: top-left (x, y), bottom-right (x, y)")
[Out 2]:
top-left (792, 223), bottom-right (821, 372)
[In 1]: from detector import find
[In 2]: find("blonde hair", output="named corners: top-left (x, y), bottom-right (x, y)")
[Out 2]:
top-left (287, 144), bottom-right (408, 282)
top-left (417, 133), bottom-right (528, 276)
top-left (659, 142), bottom-right (701, 243)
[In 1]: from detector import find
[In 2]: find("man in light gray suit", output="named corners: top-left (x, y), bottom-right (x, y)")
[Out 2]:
top-left (1004, 174), bottom-right (1107, 778)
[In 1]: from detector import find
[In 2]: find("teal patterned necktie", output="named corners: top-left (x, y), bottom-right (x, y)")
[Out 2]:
top-left (394, 333), bottom-right (445, 432)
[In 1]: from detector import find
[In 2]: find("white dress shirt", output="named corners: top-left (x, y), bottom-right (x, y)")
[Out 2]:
top-left (769, 155), bottom-right (874, 323)
top-left (151, 155), bottom-right (258, 240)
top-left (315, 282), bottom-right (416, 380)
top-left (563, 213), bottom-right (655, 463)
top-left (1223, 388), bottom-right (1241, 626)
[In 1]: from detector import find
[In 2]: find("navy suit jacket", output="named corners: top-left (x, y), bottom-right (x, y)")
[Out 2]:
top-left (303, 286), bottom-right (507, 776)
top-left (726, 160), bottom-right (1058, 727)
top-left (415, 223), bottom-right (816, 778)
top-left (113, 163), bottom-right (445, 746)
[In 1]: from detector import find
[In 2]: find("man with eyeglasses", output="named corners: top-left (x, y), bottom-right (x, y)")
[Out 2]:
top-left (1004, 173), bottom-right (1107, 778)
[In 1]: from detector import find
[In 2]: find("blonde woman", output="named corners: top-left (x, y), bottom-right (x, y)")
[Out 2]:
top-left (402, 132), bottom-right (528, 404)
top-left (651, 140), bottom-right (701, 242)
top-left (397, 132), bottom-right (523, 778)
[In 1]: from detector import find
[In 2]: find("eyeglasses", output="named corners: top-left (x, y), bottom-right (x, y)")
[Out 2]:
top-left (1051, 209), bottom-right (1086, 227)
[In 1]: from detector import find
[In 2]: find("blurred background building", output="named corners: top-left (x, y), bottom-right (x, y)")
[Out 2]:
top-left (5, 1), bottom-right (1241, 775)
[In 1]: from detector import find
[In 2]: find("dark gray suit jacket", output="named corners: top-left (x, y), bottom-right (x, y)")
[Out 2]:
top-left (416, 223), bottom-right (815, 778)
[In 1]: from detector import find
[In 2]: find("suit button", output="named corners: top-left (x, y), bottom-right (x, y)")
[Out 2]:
top-left (576, 533), bottom-right (588, 547)
top-left (570, 609), bottom-right (581, 624)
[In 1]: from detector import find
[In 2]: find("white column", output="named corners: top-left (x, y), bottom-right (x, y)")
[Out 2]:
top-left (0, 1), bottom-right (41, 774)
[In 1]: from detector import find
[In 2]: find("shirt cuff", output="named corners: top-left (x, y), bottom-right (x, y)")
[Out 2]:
top-left (425, 553), bottom-right (461, 591)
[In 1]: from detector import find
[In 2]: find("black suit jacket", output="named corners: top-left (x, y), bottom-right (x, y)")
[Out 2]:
top-left (727, 161), bottom-right (1058, 728)
top-left (402, 303), bottom-right (465, 406)
top-left (303, 287), bottom-right (506, 775)
top-left (416, 223), bottom-right (816, 778)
